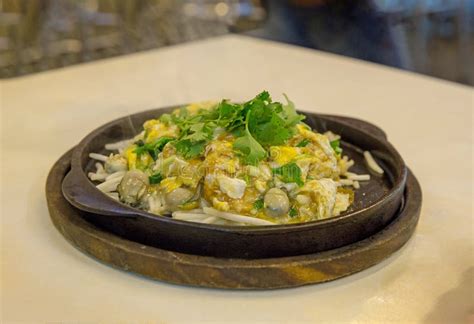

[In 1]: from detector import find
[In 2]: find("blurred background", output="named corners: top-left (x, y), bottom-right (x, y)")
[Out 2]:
top-left (0, 0), bottom-right (472, 85)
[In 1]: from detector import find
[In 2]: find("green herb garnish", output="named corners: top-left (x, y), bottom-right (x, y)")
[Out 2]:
top-left (296, 139), bottom-right (310, 147)
top-left (233, 91), bottom-right (305, 164)
top-left (272, 162), bottom-right (304, 186)
top-left (149, 172), bottom-right (164, 184)
top-left (233, 111), bottom-right (267, 165)
top-left (282, 94), bottom-right (306, 128)
top-left (160, 113), bottom-right (172, 124)
top-left (253, 199), bottom-right (264, 210)
top-left (174, 139), bottom-right (206, 159)
top-left (330, 139), bottom-right (342, 155)
top-left (289, 207), bottom-right (298, 217)
top-left (134, 136), bottom-right (174, 160)
top-left (245, 91), bottom-right (299, 147)
top-left (163, 91), bottom-right (305, 164)
top-left (169, 101), bottom-right (242, 159)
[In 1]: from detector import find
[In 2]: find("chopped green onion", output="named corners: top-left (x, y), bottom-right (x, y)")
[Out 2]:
top-left (134, 137), bottom-right (174, 160)
top-left (330, 139), bottom-right (342, 154)
top-left (272, 162), bottom-right (304, 186)
top-left (253, 199), bottom-right (264, 210)
top-left (289, 207), bottom-right (298, 217)
top-left (296, 139), bottom-right (310, 147)
top-left (149, 173), bottom-right (163, 185)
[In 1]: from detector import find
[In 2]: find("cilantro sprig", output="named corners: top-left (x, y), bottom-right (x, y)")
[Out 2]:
top-left (156, 91), bottom-right (306, 164)
top-left (232, 91), bottom-right (305, 164)
top-left (174, 139), bottom-right (206, 159)
top-left (233, 110), bottom-right (267, 165)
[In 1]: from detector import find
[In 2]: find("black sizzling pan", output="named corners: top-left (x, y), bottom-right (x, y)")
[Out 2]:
top-left (62, 107), bottom-right (407, 259)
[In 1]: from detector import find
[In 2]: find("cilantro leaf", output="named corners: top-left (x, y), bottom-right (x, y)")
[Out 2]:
top-left (233, 111), bottom-right (267, 165)
top-left (231, 91), bottom-right (306, 164)
top-left (161, 91), bottom-right (306, 165)
top-left (256, 90), bottom-right (271, 101)
top-left (149, 137), bottom-right (174, 159)
top-left (174, 139), bottom-right (206, 159)
top-left (153, 136), bottom-right (174, 151)
top-left (169, 106), bottom-right (218, 159)
top-left (233, 128), bottom-right (266, 165)
top-left (272, 162), bottom-right (304, 186)
top-left (250, 109), bottom-right (292, 146)
top-left (215, 100), bottom-right (246, 130)
top-left (245, 92), bottom-right (304, 147)
top-left (183, 122), bottom-right (214, 142)
top-left (282, 94), bottom-right (306, 127)
top-left (149, 173), bottom-right (163, 184)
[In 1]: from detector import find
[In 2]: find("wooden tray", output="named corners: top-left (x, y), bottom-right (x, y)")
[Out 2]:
top-left (46, 150), bottom-right (422, 290)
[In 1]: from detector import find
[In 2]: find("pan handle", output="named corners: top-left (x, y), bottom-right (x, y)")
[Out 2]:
top-left (62, 167), bottom-right (140, 218)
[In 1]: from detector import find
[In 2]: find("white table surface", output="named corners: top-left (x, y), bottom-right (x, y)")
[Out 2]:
top-left (1, 35), bottom-right (473, 323)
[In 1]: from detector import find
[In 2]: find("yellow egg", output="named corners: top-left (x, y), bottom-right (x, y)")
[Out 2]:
top-left (180, 200), bottom-right (200, 210)
top-left (125, 146), bottom-right (137, 170)
top-left (137, 152), bottom-right (153, 169)
top-left (125, 144), bottom-right (153, 170)
top-left (297, 125), bottom-right (335, 158)
top-left (212, 197), bottom-right (230, 211)
top-left (145, 128), bottom-right (160, 142)
top-left (296, 123), bottom-right (310, 133)
top-left (185, 101), bottom-right (217, 114)
top-left (224, 159), bottom-right (238, 173)
top-left (143, 119), bottom-right (159, 130)
top-left (269, 146), bottom-right (299, 165)
top-left (144, 121), bottom-right (178, 143)
top-left (160, 177), bottom-right (182, 193)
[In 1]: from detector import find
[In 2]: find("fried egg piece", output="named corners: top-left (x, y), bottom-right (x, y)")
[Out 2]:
top-left (301, 178), bottom-right (337, 219)
top-left (296, 124), bottom-right (335, 157)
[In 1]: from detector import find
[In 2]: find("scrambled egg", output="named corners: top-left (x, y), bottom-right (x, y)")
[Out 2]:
top-left (269, 146), bottom-right (300, 166)
top-left (144, 122), bottom-right (178, 143)
top-left (124, 145), bottom-right (153, 170)
top-left (115, 102), bottom-right (354, 224)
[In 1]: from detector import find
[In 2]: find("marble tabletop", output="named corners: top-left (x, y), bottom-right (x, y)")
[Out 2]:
top-left (2, 35), bottom-right (473, 323)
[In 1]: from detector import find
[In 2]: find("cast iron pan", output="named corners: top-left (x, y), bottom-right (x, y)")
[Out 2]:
top-left (62, 107), bottom-right (407, 259)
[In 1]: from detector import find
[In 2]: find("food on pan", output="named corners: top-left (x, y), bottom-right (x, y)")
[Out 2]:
top-left (88, 91), bottom-right (383, 226)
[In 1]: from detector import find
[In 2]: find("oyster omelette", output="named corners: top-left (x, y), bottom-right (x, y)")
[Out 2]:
top-left (88, 91), bottom-right (379, 226)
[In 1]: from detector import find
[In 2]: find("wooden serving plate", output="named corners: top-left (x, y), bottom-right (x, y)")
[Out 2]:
top-left (46, 150), bottom-right (422, 290)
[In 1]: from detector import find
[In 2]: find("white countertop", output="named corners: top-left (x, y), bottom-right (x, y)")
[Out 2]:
top-left (2, 35), bottom-right (473, 323)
